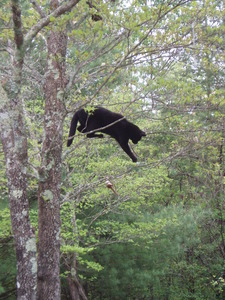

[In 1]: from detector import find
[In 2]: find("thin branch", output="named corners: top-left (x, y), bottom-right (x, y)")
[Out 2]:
top-left (30, 0), bottom-right (46, 18)
top-left (67, 116), bottom-right (126, 142)
top-left (146, 128), bottom-right (225, 136)
top-left (83, 4), bottom-right (171, 102)
top-left (67, 31), bottom-right (127, 90)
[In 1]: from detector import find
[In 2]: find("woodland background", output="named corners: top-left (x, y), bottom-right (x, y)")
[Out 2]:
top-left (0, 0), bottom-right (224, 299)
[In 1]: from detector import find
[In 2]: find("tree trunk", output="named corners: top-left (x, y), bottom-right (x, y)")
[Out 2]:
top-left (66, 251), bottom-right (88, 300)
top-left (37, 1), bottom-right (67, 298)
top-left (67, 274), bottom-right (88, 300)
top-left (0, 85), bottom-right (37, 300)
top-left (0, 1), bottom-right (37, 298)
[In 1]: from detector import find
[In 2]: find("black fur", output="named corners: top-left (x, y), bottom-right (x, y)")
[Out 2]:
top-left (67, 107), bottom-right (146, 162)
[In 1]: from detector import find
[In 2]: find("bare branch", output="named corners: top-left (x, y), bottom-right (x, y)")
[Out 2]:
top-left (31, 0), bottom-right (46, 18)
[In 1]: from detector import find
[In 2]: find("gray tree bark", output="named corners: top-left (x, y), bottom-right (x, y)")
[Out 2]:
top-left (0, 83), bottom-right (37, 300)
top-left (37, 0), bottom-right (67, 298)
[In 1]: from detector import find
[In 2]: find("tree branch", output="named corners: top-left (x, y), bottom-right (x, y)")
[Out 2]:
top-left (24, 0), bottom-right (81, 48)
top-left (31, 0), bottom-right (46, 18)
top-left (11, 0), bottom-right (24, 50)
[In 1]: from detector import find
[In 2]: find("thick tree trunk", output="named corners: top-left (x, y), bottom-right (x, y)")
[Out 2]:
top-left (37, 1), bottom-right (67, 298)
top-left (0, 86), bottom-right (37, 300)
top-left (0, 1), bottom-right (37, 298)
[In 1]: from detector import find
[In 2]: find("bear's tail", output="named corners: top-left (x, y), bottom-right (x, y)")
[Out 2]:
top-left (67, 111), bottom-right (79, 147)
